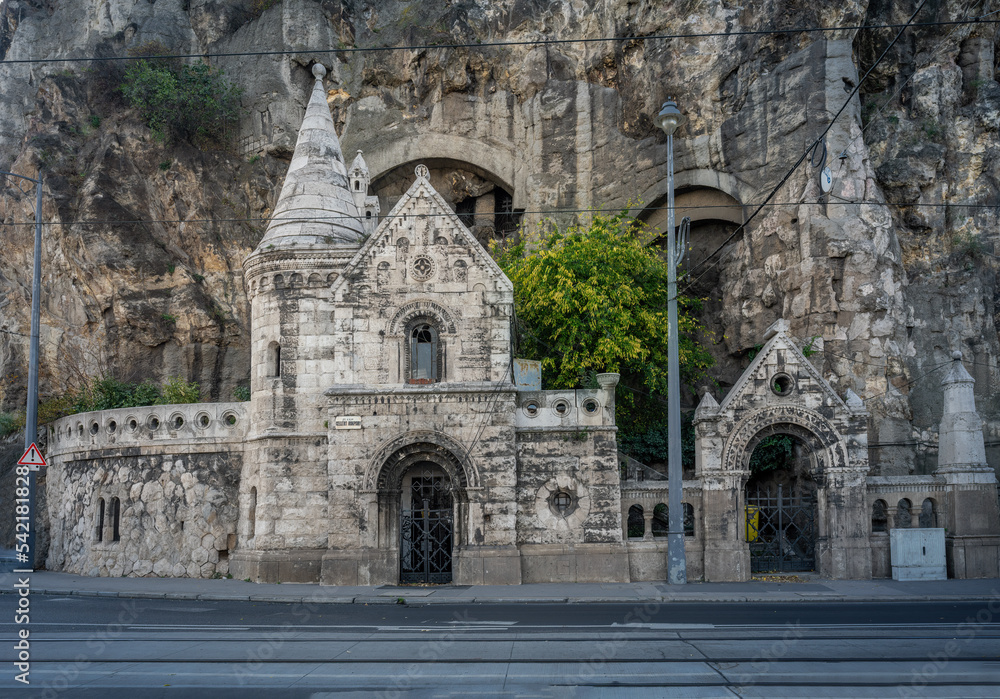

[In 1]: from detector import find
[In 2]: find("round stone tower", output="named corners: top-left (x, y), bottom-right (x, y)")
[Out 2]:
top-left (232, 63), bottom-right (366, 582)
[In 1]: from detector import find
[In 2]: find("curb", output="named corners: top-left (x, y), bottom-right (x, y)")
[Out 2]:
top-left (10, 588), bottom-right (995, 606)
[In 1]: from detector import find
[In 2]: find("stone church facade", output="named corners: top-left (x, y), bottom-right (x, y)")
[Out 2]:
top-left (41, 65), bottom-right (1000, 585)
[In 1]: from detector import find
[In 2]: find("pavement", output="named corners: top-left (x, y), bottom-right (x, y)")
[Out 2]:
top-left (1, 550), bottom-right (998, 605)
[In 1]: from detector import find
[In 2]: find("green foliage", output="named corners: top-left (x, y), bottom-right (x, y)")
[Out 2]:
top-left (0, 411), bottom-right (21, 438)
top-left (161, 313), bottom-right (177, 323)
top-left (159, 160), bottom-right (172, 171)
top-left (233, 385), bottom-right (251, 402)
top-left (748, 435), bottom-right (794, 474)
top-left (921, 117), bottom-right (942, 140)
top-left (76, 377), bottom-right (162, 412)
top-left (120, 48), bottom-right (243, 147)
top-left (161, 377), bottom-right (201, 404)
top-left (617, 409), bottom-right (696, 470)
top-left (89, 114), bottom-right (101, 128)
top-left (494, 211), bottom-right (714, 465)
top-left (801, 336), bottom-right (820, 358)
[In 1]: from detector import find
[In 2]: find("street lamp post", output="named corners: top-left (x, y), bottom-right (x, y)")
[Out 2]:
top-left (656, 98), bottom-right (689, 585)
top-left (2, 169), bottom-right (43, 567)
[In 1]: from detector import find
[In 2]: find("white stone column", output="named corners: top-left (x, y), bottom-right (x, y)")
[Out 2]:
top-left (935, 351), bottom-right (1000, 578)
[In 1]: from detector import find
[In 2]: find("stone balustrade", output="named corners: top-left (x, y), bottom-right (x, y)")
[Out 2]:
top-left (46, 402), bottom-right (249, 457)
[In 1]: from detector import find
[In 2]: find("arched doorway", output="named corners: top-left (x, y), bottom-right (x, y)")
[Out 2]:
top-left (367, 436), bottom-right (475, 585)
top-left (399, 464), bottom-right (454, 584)
top-left (744, 431), bottom-right (818, 573)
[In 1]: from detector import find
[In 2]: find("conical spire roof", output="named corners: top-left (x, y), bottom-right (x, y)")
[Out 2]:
top-left (251, 64), bottom-right (364, 254)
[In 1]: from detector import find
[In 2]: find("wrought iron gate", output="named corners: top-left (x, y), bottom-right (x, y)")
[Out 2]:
top-left (745, 484), bottom-right (816, 573)
top-left (400, 506), bottom-right (453, 583)
top-left (400, 473), bottom-right (454, 584)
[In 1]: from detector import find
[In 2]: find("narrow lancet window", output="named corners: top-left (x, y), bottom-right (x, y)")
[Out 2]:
top-left (409, 323), bottom-right (438, 383)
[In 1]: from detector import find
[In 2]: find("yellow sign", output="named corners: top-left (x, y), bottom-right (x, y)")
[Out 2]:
top-left (745, 506), bottom-right (760, 542)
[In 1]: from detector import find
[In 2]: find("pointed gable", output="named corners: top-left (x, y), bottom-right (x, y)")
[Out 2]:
top-left (717, 319), bottom-right (850, 417)
top-left (331, 164), bottom-right (513, 296)
top-left (248, 64), bottom-right (364, 258)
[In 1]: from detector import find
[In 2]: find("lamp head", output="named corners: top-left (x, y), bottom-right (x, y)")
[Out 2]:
top-left (657, 98), bottom-right (687, 136)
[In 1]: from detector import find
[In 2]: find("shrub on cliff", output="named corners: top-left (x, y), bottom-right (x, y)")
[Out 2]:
top-left (120, 42), bottom-right (243, 147)
top-left (493, 211), bottom-right (714, 465)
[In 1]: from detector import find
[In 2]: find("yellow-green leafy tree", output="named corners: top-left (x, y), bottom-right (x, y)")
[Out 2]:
top-left (494, 211), bottom-right (714, 464)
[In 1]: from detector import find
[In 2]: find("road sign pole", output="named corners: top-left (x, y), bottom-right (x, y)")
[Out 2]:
top-left (24, 176), bottom-right (42, 567)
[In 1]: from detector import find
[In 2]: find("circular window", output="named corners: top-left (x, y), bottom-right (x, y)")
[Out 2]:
top-left (126, 417), bottom-right (138, 432)
top-left (411, 255), bottom-right (436, 281)
top-left (771, 373), bottom-right (795, 397)
top-left (523, 400), bottom-right (540, 417)
top-left (107, 420), bottom-right (117, 434)
top-left (197, 413), bottom-right (211, 429)
top-left (549, 490), bottom-right (576, 517)
top-left (582, 398), bottom-right (600, 414)
top-left (223, 412), bottom-right (238, 427)
top-left (146, 415), bottom-right (160, 431)
top-left (77, 424), bottom-right (84, 437)
top-left (552, 399), bottom-right (570, 417)
top-left (171, 414), bottom-right (184, 430)
top-left (90, 422), bottom-right (99, 435)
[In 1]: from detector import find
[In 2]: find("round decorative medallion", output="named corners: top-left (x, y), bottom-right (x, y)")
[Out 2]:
top-left (415, 164), bottom-right (430, 180)
top-left (411, 255), bottom-right (436, 281)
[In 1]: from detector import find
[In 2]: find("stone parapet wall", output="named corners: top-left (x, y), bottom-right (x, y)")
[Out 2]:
top-left (43, 403), bottom-right (248, 579)
top-left (46, 402), bottom-right (250, 457)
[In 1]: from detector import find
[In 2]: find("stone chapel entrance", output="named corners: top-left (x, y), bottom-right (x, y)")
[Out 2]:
top-left (399, 465), bottom-right (454, 584)
top-left (744, 433), bottom-right (818, 573)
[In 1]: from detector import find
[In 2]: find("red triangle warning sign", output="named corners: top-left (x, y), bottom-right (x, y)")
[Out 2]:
top-left (18, 443), bottom-right (46, 467)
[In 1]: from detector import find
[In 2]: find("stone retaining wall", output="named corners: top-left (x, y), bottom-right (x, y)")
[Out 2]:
top-left (44, 403), bottom-right (248, 579)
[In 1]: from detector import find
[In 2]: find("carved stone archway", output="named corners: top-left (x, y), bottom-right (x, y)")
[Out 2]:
top-left (693, 320), bottom-right (872, 581)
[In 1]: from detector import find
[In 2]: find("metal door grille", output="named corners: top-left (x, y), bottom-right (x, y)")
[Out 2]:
top-left (745, 484), bottom-right (816, 573)
top-left (400, 507), bottom-right (453, 584)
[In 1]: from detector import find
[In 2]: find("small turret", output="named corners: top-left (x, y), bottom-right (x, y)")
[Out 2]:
top-left (348, 150), bottom-right (380, 235)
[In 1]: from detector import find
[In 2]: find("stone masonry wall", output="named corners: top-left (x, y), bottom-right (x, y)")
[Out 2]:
top-left (44, 402), bottom-right (247, 578)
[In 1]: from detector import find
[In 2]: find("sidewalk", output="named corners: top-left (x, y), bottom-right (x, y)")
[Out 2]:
top-left (2, 561), bottom-right (998, 605)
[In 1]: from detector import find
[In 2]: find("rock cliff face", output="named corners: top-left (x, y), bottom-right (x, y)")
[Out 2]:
top-left (0, 0), bottom-right (998, 477)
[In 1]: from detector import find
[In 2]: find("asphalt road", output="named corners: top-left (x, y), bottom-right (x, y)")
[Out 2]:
top-left (4, 597), bottom-right (1000, 697)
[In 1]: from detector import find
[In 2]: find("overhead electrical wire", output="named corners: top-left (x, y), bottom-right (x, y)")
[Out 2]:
top-left (0, 17), bottom-right (997, 65)
top-left (0, 200), bottom-right (997, 229)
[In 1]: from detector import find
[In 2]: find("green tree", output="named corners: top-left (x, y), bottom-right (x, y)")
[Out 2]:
top-left (494, 211), bottom-right (714, 463)
top-left (120, 48), bottom-right (243, 147)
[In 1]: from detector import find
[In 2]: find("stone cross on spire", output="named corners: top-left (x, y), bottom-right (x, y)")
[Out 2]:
top-left (249, 63), bottom-right (364, 256)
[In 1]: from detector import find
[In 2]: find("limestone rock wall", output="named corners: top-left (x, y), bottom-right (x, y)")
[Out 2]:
top-left (1, 0), bottom-right (998, 479)
top-left (43, 402), bottom-right (247, 577)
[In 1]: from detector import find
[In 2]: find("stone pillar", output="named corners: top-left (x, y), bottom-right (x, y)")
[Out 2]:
top-left (694, 392), bottom-right (750, 581)
top-left (935, 351), bottom-right (1000, 578)
top-left (816, 466), bottom-right (873, 579)
top-left (643, 511), bottom-right (654, 541)
top-left (701, 473), bottom-right (751, 581)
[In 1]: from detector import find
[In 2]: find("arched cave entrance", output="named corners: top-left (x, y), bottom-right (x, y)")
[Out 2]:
top-left (638, 185), bottom-right (745, 402)
top-left (371, 159), bottom-right (521, 248)
top-left (743, 426), bottom-right (820, 574)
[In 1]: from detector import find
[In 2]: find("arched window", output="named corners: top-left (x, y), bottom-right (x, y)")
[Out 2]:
top-left (920, 498), bottom-right (937, 528)
top-left (267, 341), bottom-right (281, 377)
top-left (652, 503), bottom-right (668, 537)
top-left (409, 323), bottom-right (438, 383)
top-left (627, 505), bottom-right (644, 539)
top-left (683, 503), bottom-right (695, 537)
top-left (872, 499), bottom-right (888, 533)
top-left (110, 497), bottom-right (121, 542)
top-left (354, 180), bottom-right (360, 191)
top-left (248, 487), bottom-right (257, 539)
top-left (95, 498), bottom-right (105, 542)
top-left (895, 499), bottom-right (912, 529)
